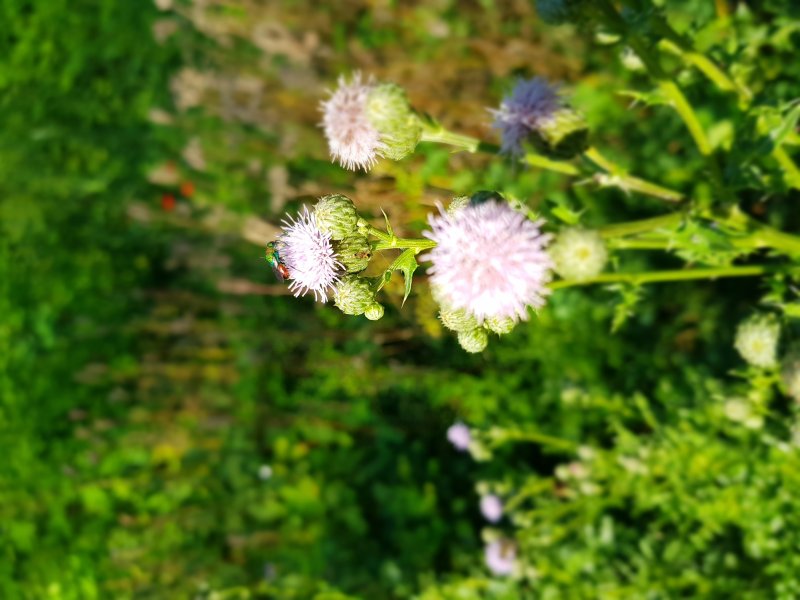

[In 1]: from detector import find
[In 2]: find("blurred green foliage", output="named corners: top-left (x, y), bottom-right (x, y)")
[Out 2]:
top-left (3, 0), bottom-right (800, 599)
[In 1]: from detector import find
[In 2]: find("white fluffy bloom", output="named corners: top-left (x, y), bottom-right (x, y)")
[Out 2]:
top-left (423, 201), bottom-right (553, 322)
top-left (734, 314), bottom-right (780, 368)
top-left (447, 422), bottom-right (472, 451)
top-left (320, 73), bottom-right (383, 171)
top-left (549, 228), bottom-right (608, 281)
top-left (484, 540), bottom-right (516, 576)
top-left (480, 494), bottom-right (503, 523)
top-left (279, 207), bottom-right (341, 302)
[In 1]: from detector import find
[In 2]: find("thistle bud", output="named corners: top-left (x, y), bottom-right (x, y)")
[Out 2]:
top-left (549, 228), bottom-right (608, 281)
top-left (458, 328), bottom-right (488, 353)
top-left (364, 303), bottom-right (385, 321)
top-left (734, 314), bottom-right (780, 368)
top-left (533, 107), bottom-right (589, 159)
top-left (366, 83), bottom-right (423, 162)
top-left (334, 234), bottom-right (372, 273)
top-left (440, 307), bottom-right (479, 333)
top-left (314, 194), bottom-right (359, 240)
top-left (333, 276), bottom-right (375, 316)
top-left (485, 316), bottom-right (516, 335)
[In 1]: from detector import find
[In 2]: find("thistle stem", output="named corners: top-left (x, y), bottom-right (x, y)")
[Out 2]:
top-left (584, 147), bottom-right (684, 202)
top-left (420, 126), bottom-right (480, 152)
top-left (550, 265), bottom-right (776, 290)
top-left (372, 238), bottom-right (436, 252)
top-left (597, 213), bottom-right (685, 238)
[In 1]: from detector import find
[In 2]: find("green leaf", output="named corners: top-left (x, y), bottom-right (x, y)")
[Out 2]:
top-left (617, 88), bottom-right (669, 108)
top-left (391, 248), bottom-right (418, 306)
top-left (381, 208), bottom-right (394, 238)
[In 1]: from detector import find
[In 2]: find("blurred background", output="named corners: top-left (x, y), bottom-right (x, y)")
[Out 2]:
top-left (3, 1), bottom-right (800, 598)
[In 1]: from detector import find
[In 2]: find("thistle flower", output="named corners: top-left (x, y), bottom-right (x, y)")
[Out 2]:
top-left (484, 540), bottom-right (516, 576)
top-left (491, 78), bottom-right (588, 158)
top-left (447, 422), bottom-right (472, 452)
top-left (480, 494), bottom-right (504, 523)
top-left (279, 207), bottom-right (341, 302)
top-left (734, 314), bottom-right (780, 368)
top-left (549, 228), bottom-right (608, 281)
top-left (320, 73), bottom-right (421, 171)
top-left (423, 200), bottom-right (553, 323)
top-left (314, 194), bottom-right (359, 240)
top-left (490, 78), bottom-right (562, 157)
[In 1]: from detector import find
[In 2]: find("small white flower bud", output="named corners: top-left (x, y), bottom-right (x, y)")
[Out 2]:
top-left (734, 314), bottom-right (780, 368)
top-left (485, 316), bottom-right (516, 335)
top-left (549, 228), bottom-right (608, 281)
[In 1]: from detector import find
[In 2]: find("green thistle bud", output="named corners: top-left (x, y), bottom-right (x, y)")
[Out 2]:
top-left (458, 328), bottom-right (488, 353)
top-left (314, 194), bottom-right (359, 240)
top-left (334, 276), bottom-right (375, 316)
top-left (364, 303), bottom-right (385, 321)
top-left (549, 228), bottom-right (608, 281)
top-left (366, 83), bottom-right (422, 161)
top-left (440, 307), bottom-right (479, 333)
top-left (334, 234), bottom-right (372, 273)
top-left (485, 316), bottom-right (516, 335)
top-left (734, 314), bottom-right (780, 368)
top-left (533, 107), bottom-right (589, 159)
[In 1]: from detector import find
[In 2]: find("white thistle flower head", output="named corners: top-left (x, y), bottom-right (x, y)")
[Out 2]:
top-left (423, 199), bottom-right (553, 323)
top-left (278, 207), bottom-right (341, 302)
top-left (734, 314), bottom-right (780, 368)
top-left (480, 494), bottom-right (504, 523)
top-left (549, 228), bottom-right (608, 281)
top-left (484, 540), bottom-right (517, 576)
top-left (320, 73), bottom-right (420, 171)
top-left (447, 421), bottom-right (472, 452)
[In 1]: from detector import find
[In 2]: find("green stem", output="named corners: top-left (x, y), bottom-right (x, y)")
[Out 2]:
top-left (657, 79), bottom-right (713, 157)
top-left (524, 151), bottom-right (581, 175)
top-left (773, 146), bottom-right (800, 190)
top-left (420, 126), bottom-right (480, 152)
top-left (597, 213), bottom-right (684, 239)
top-left (584, 147), bottom-right (684, 202)
top-left (550, 265), bottom-right (775, 290)
top-left (372, 238), bottom-right (436, 252)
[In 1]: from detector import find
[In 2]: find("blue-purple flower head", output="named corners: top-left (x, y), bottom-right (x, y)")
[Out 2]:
top-left (490, 78), bottom-right (563, 157)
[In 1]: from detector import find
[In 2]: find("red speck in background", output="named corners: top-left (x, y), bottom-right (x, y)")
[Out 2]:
top-left (180, 181), bottom-right (195, 198)
top-left (161, 193), bottom-right (176, 212)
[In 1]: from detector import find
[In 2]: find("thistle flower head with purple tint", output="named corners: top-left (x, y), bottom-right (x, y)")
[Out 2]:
top-left (447, 421), bottom-right (472, 451)
top-left (490, 77), bottom-right (562, 156)
top-left (480, 494), bottom-right (504, 523)
top-left (485, 540), bottom-right (517, 576)
top-left (321, 73), bottom-right (384, 171)
top-left (423, 200), bottom-right (553, 322)
top-left (278, 207), bottom-right (341, 302)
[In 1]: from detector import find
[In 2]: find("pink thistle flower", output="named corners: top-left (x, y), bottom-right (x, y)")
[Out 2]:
top-left (485, 540), bottom-right (517, 576)
top-left (320, 73), bottom-right (384, 171)
top-left (447, 421), bottom-right (472, 451)
top-left (423, 200), bottom-right (553, 322)
top-left (480, 494), bottom-right (504, 523)
top-left (278, 207), bottom-right (341, 302)
top-left (490, 77), bottom-right (562, 156)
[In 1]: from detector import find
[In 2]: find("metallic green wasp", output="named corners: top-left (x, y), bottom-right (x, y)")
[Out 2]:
top-left (265, 241), bottom-right (290, 282)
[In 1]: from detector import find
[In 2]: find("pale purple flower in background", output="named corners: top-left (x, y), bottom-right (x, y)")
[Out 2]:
top-left (279, 207), bottom-right (341, 302)
top-left (447, 421), bottom-right (472, 451)
top-left (480, 494), bottom-right (503, 523)
top-left (490, 77), bottom-right (562, 156)
top-left (423, 201), bottom-right (552, 322)
top-left (320, 73), bottom-right (384, 171)
top-left (485, 540), bottom-right (517, 576)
